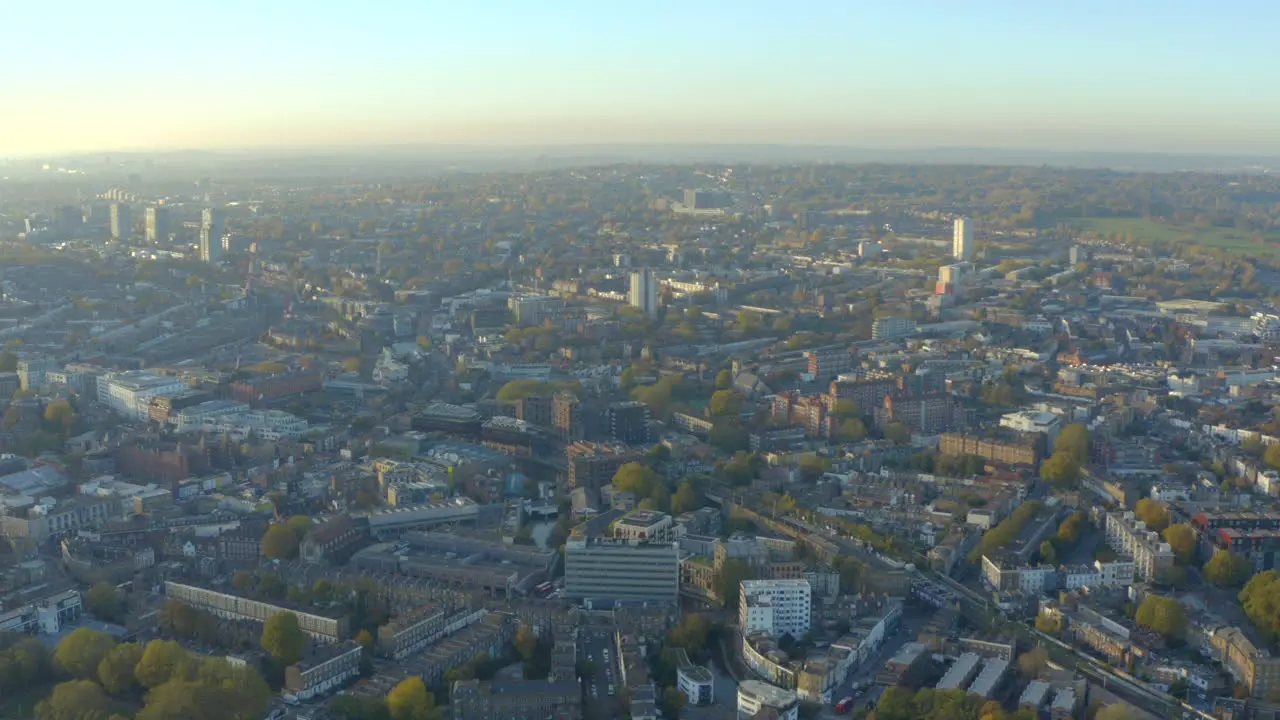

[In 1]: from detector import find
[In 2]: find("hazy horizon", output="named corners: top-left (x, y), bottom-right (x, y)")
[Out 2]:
top-left (6, 0), bottom-right (1279, 157)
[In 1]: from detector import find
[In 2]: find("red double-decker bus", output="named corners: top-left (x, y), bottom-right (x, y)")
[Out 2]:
top-left (834, 697), bottom-right (854, 714)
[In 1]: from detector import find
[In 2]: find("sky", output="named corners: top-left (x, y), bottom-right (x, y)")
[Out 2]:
top-left (2, 0), bottom-right (1278, 156)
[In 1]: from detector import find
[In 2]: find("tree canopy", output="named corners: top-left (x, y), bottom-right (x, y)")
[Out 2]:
top-left (54, 628), bottom-right (116, 680)
top-left (1135, 594), bottom-right (1187, 639)
top-left (261, 612), bottom-right (306, 667)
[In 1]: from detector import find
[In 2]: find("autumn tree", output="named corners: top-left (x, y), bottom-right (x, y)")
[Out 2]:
top-left (387, 676), bottom-right (437, 720)
top-left (54, 627), bottom-right (116, 680)
top-left (135, 639), bottom-right (193, 689)
top-left (1134, 498), bottom-right (1170, 533)
top-left (1054, 423), bottom-right (1090, 464)
top-left (671, 482), bottom-right (701, 514)
top-left (1205, 549), bottom-right (1253, 587)
top-left (261, 523), bottom-right (301, 559)
top-left (261, 612), bottom-right (306, 667)
top-left (1017, 647), bottom-right (1049, 678)
top-left (514, 624), bottom-right (539, 661)
top-left (35, 680), bottom-right (115, 720)
top-left (97, 642), bottom-right (144, 696)
top-left (1135, 595), bottom-right (1186, 639)
top-left (1162, 524), bottom-right (1196, 565)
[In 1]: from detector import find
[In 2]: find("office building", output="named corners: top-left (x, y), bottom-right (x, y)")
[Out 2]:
top-left (145, 206), bottom-right (171, 243)
top-left (97, 371), bottom-right (189, 420)
top-left (109, 202), bottom-right (131, 239)
top-left (677, 662), bottom-right (714, 706)
top-left (630, 269), bottom-right (659, 318)
top-left (199, 207), bottom-right (223, 262)
top-left (739, 579), bottom-right (811, 637)
top-left (564, 538), bottom-right (679, 606)
top-left (507, 294), bottom-right (565, 327)
top-left (953, 216), bottom-right (973, 261)
top-left (737, 680), bottom-right (798, 720)
top-left (16, 358), bottom-right (55, 391)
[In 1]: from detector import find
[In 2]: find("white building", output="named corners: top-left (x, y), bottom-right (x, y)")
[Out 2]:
top-left (871, 316), bottom-right (917, 340)
top-left (737, 680), bottom-right (798, 720)
top-left (199, 208), bottom-right (223, 263)
top-left (208, 410), bottom-right (308, 441)
top-left (175, 400), bottom-right (251, 429)
top-left (953, 217), bottom-right (973, 261)
top-left (1018, 566), bottom-right (1056, 594)
top-left (999, 410), bottom-right (1062, 445)
top-left (629, 269), bottom-right (659, 318)
top-left (97, 371), bottom-right (189, 420)
top-left (739, 579), bottom-right (811, 638)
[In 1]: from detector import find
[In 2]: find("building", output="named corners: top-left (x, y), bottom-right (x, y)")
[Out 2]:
top-left (199, 207), bottom-right (223, 262)
top-left (739, 579), bottom-right (811, 637)
top-left (145, 206), bottom-right (171, 243)
top-left (1213, 626), bottom-right (1280, 700)
top-left (566, 442), bottom-right (641, 491)
top-left (109, 202), bottom-right (131, 239)
top-left (0, 495), bottom-right (122, 542)
top-left (376, 606), bottom-right (487, 660)
top-left (677, 662), bottom-right (714, 706)
top-left (149, 389), bottom-right (214, 424)
top-left (16, 358), bottom-right (55, 391)
top-left (284, 641), bottom-right (362, 701)
top-left (564, 538), bottom-right (679, 606)
top-left (0, 590), bottom-right (82, 635)
top-left (607, 401), bottom-right (651, 445)
top-left (967, 658), bottom-right (1009, 698)
top-left (97, 371), bottom-right (189, 420)
top-left (230, 370), bottom-right (322, 404)
top-left (737, 679), bottom-right (798, 720)
top-left (164, 581), bottom-right (348, 642)
top-left (1104, 511), bottom-right (1175, 582)
top-left (872, 316), bottom-right (917, 340)
top-left (613, 510), bottom-right (677, 543)
top-left (805, 349), bottom-right (856, 380)
top-left (953, 217), bottom-right (973, 261)
top-left (937, 653), bottom-right (982, 690)
top-left (174, 400), bottom-right (251, 429)
top-left (450, 679), bottom-right (582, 720)
top-left (299, 515), bottom-right (365, 565)
top-left (939, 432), bottom-right (1041, 467)
top-left (630, 269), bottom-right (659, 319)
top-left (999, 410), bottom-right (1062, 446)
top-left (507, 294), bottom-right (565, 327)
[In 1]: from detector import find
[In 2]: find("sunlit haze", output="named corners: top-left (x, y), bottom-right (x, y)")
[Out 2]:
top-left (4, 0), bottom-right (1280, 156)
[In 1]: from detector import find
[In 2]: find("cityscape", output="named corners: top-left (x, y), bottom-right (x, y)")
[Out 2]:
top-left (4, 4), bottom-right (1280, 720)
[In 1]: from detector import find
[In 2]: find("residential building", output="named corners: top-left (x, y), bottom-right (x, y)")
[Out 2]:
top-left (16, 358), bottom-right (55, 391)
top-left (0, 495), bottom-right (122, 542)
top-left (939, 431), bottom-right (1041, 467)
top-left (163, 581), bottom-right (349, 642)
top-left (299, 515), bottom-right (365, 564)
top-left (564, 538), bottom-right (679, 606)
top-left (199, 207), bottom-right (223, 263)
top-left (376, 606), bottom-right (487, 660)
top-left (630, 269), bottom-right (659, 318)
top-left (174, 400), bottom-right (251, 429)
top-left (953, 216), bottom-right (973, 261)
top-left (145, 206), bottom-right (170, 243)
top-left (284, 641), bottom-right (362, 701)
top-left (606, 401), bottom-right (651, 444)
top-left (739, 579), bottom-right (811, 637)
top-left (1104, 511), bottom-right (1175, 582)
top-left (566, 442), bottom-right (641, 491)
top-left (507, 294), bottom-right (565, 327)
top-left (450, 678), bottom-right (582, 720)
top-left (737, 680), bottom-right (798, 720)
top-left (805, 349), bottom-right (856, 380)
top-left (109, 202), bottom-right (131, 239)
top-left (872, 316), bottom-right (917, 340)
top-left (1212, 626), bottom-right (1280, 700)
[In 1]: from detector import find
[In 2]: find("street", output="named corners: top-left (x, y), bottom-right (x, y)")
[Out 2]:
top-left (580, 628), bottom-right (620, 720)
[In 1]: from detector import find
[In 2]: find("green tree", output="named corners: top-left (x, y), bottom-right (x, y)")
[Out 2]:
top-left (1205, 549), bottom-right (1252, 587)
top-left (1162, 524), bottom-right (1196, 565)
top-left (261, 523), bottom-right (300, 559)
top-left (667, 614), bottom-right (710, 654)
top-left (386, 676), bottom-right (436, 720)
top-left (158, 602), bottom-right (197, 639)
top-left (84, 581), bottom-right (121, 622)
top-left (671, 483), bottom-right (701, 514)
top-left (708, 422), bottom-right (750, 454)
top-left (709, 389), bottom-right (743, 417)
top-left (883, 422), bottom-right (911, 444)
top-left (285, 515), bottom-right (312, 538)
top-left (1039, 540), bottom-right (1057, 565)
top-left (35, 680), bottom-right (115, 720)
top-left (715, 369), bottom-right (733, 390)
top-left (832, 399), bottom-right (859, 419)
top-left (232, 571), bottom-right (256, 595)
top-left (611, 462), bottom-right (658, 497)
top-left (713, 558), bottom-right (756, 608)
top-left (134, 640), bottom-right (193, 689)
top-left (97, 642), bottom-right (143, 696)
top-left (54, 627), bottom-right (116, 680)
top-left (261, 612), bottom-right (305, 667)
top-left (837, 418), bottom-right (867, 443)
top-left (1054, 423), bottom-right (1090, 464)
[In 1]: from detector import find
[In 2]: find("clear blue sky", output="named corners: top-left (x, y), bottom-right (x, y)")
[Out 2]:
top-left (3, 0), bottom-right (1277, 155)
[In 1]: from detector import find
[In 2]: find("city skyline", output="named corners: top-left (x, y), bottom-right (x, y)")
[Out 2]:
top-left (4, 0), bottom-right (1279, 157)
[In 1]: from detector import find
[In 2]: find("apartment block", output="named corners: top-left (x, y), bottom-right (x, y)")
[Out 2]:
top-left (1104, 511), bottom-right (1175, 582)
top-left (739, 579), bottom-right (811, 637)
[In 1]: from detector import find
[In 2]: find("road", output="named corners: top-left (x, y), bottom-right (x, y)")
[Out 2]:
top-left (580, 627), bottom-right (620, 720)
top-left (818, 605), bottom-right (934, 720)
